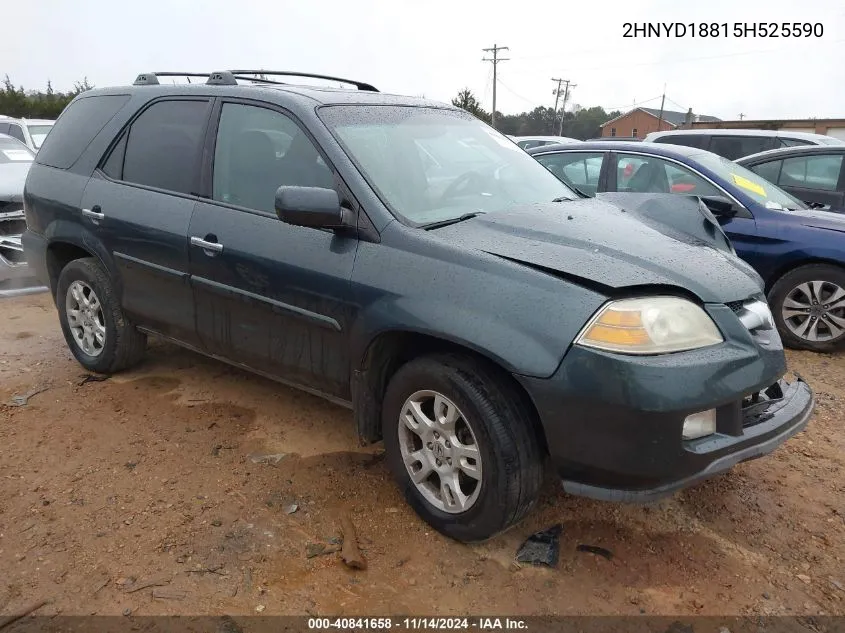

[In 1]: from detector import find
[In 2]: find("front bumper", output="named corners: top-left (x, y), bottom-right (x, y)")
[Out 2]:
top-left (518, 302), bottom-right (814, 502)
top-left (561, 377), bottom-right (812, 502)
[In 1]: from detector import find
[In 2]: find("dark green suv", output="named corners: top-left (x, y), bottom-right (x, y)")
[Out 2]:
top-left (22, 70), bottom-right (813, 541)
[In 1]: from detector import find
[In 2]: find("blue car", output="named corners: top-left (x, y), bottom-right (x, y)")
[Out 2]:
top-left (528, 141), bottom-right (845, 352)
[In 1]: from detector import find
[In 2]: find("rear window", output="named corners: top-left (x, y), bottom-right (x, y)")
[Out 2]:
top-left (36, 95), bottom-right (130, 169)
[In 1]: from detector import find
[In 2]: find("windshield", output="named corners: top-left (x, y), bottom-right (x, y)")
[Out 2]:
top-left (0, 137), bottom-right (34, 163)
top-left (693, 152), bottom-right (807, 211)
top-left (319, 106), bottom-right (577, 225)
top-left (26, 124), bottom-right (53, 149)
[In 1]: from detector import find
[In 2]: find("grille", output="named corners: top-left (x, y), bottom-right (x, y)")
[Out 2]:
top-left (726, 299), bottom-right (745, 314)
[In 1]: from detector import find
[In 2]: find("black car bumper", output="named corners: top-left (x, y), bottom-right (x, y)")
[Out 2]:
top-left (518, 305), bottom-right (814, 502)
top-left (560, 377), bottom-right (812, 502)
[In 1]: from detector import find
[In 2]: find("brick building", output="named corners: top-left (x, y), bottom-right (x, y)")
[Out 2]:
top-left (690, 118), bottom-right (845, 141)
top-left (600, 107), bottom-right (720, 138)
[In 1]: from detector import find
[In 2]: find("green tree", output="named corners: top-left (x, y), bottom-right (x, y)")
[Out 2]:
top-left (0, 77), bottom-right (93, 119)
top-left (451, 88), bottom-right (490, 123)
top-left (561, 107), bottom-right (621, 140)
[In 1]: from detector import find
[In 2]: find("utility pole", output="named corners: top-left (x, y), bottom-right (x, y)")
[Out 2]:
top-left (551, 78), bottom-right (564, 134)
top-left (656, 84), bottom-right (666, 131)
top-left (558, 79), bottom-right (576, 136)
top-left (739, 113), bottom-right (745, 120)
top-left (482, 44), bottom-right (509, 129)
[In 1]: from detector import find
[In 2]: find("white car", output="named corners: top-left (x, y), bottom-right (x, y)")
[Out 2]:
top-left (509, 135), bottom-right (582, 150)
top-left (0, 116), bottom-right (55, 152)
top-left (643, 128), bottom-right (844, 160)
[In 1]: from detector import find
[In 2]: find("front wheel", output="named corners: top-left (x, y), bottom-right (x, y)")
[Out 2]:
top-left (382, 354), bottom-right (545, 542)
top-left (769, 263), bottom-right (845, 352)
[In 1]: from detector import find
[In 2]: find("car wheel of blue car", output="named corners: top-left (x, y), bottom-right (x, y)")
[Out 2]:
top-left (769, 263), bottom-right (845, 352)
top-left (381, 353), bottom-right (545, 542)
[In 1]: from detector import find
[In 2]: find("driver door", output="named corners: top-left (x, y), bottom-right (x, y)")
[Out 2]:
top-left (188, 100), bottom-right (358, 398)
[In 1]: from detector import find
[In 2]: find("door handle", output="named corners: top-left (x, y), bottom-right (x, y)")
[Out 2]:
top-left (190, 236), bottom-right (224, 254)
top-left (82, 206), bottom-right (105, 222)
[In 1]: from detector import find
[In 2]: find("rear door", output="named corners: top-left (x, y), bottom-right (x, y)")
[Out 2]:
top-left (188, 99), bottom-right (358, 398)
top-left (80, 97), bottom-right (212, 344)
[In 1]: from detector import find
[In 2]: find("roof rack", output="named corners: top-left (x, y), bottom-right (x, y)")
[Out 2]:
top-left (228, 70), bottom-right (378, 92)
top-left (133, 70), bottom-right (378, 92)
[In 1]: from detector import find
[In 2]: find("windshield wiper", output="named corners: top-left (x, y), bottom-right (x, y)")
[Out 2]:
top-left (422, 212), bottom-right (485, 230)
top-left (552, 196), bottom-right (575, 202)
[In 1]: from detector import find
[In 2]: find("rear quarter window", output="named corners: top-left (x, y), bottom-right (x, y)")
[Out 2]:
top-left (653, 135), bottom-right (709, 150)
top-left (36, 94), bottom-right (130, 169)
top-left (709, 135), bottom-right (771, 160)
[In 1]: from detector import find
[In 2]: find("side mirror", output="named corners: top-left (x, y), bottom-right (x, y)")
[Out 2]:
top-left (700, 195), bottom-right (738, 218)
top-left (275, 186), bottom-right (345, 229)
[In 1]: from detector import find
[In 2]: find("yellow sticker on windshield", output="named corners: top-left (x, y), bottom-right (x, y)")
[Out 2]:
top-left (731, 174), bottom-right (766, 197)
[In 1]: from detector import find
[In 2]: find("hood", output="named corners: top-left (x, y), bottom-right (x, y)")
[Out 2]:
top-left (791, 207), bottom-right (845, 233)
top-left (0, 163), bottom-right (31, 201)
top-left (433, 198), bottom-right (763, 303)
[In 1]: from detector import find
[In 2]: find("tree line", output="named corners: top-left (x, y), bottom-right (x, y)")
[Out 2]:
top-left (451, 87), bottom-right (621, 139)
top-left (1, 77), bottom-right (93, 119)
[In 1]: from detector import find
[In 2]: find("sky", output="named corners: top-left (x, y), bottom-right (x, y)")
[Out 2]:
top-left (3, 0), bottom-right (844, 121)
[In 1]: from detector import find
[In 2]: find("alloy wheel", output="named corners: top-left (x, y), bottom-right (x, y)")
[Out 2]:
top-left (65, 280), bottom-right (106, 356)
top-left (782, 280), bottom-right (845, 343)
top-left (397, 390), bottom-right (483, 514)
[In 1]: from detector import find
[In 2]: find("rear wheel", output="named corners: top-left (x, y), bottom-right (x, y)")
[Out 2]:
top-left (382, 354), bottom-right (544, 542)
top-left (56, 257), bottom-right (146, 373)
top-left (769, 263), bottom-right (845, 351)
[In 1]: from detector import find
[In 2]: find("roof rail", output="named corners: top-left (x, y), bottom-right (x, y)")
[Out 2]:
top-left (228, 70), bottom-right (378, 92)
top-left (133, 70), bottom-right (378, 92)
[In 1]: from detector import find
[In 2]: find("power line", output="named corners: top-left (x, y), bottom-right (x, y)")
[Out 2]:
top-left (495, 78), bottom-right (535, 106)
top-left (482, 44), bottom-right (509, 129)
top-left (601, 95), bottom-right (663, 112)
top-left (481, 66), bottom-right (493, 108)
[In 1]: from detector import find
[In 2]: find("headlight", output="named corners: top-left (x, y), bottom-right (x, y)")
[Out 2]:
top-left (576, 296), bottom-right (723, 354)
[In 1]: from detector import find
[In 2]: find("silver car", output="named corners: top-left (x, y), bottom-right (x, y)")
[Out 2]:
top-left (0, 134), bottom-right (44, 295)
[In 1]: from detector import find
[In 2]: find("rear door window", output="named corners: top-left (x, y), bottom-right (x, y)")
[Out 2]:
top-left (120, 100), bottom-right (209, 195)
top-left (36, 95), bottom-right (130, 169)
top-left (709, 135), bottom-right (771, 160)
top-left (779, 154), bottom-right (844, 191)
top-left (616, 153), bottom-right (721, 197)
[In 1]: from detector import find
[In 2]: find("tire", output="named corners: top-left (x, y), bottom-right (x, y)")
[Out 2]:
top-left (382, 353), bottom-right (545, 542)
top-left (56, 257), bottom-right (146, 373)
top-left (768, 263), bottom-right (845, 352)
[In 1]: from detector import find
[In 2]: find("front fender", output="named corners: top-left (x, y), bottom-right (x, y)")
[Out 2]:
top-left (349, 230), bottom-right (609, 379)
top-left (350, 297), bottom-right (564, 378)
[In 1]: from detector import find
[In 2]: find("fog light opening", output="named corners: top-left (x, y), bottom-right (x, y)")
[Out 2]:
top-left (682, 409), bottom-right (717, 440)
